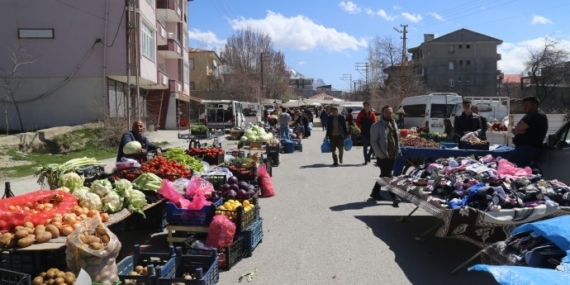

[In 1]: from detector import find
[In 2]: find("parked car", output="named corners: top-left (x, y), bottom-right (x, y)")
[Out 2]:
top-left (340, 105), bottom-right (363, 120)
top-left (535, 119), bottom-right (570, 185)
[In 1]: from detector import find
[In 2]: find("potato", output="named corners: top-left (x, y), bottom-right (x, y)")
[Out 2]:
top-left (63, 274), bottom-right (75, 285)
top-left (36, 232), bottom-right (52, 243)
top-left (17, 236), bottom-right (35, 248)
top-left (32, 276), bottom-right (43, 285)
top-left (0, 233), bottom-right (13, 247)
top-left (135, 265), bottom-right (144, 274)
top-left (129, 271), bottom-right (139, 276)
top-left (45, 225), bottom-right (60, 238)
top-left (14, 229), bottom-right (29, 240)
top-left (26, 227), bottom-right (34, 234)
top-left (85, 235), bottom-right (101, 244)
top-left (100, 234), bottom-right (110, 244)
top-left (95, 227), bottom-right (107, 236)
top-left (54, 277), bottom-right (65, 284)
top-left (34, 225), bottom-right (46, 236)
top-left (60, 226), bottom-right (73, 236)
top-left (24, 221), bottom-right (34, 228)
top-left (55, 271), bottom-right (65, 279)
top-left (89, 242), bottom-right (103, 250)
top-left (45, 269), bottom-right (56, 279)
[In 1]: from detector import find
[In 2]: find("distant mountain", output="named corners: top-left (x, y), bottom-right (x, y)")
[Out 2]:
top-left (313, 78), bottom-right (327, 88)
top-left (287, 66), bottom-right (304, 78)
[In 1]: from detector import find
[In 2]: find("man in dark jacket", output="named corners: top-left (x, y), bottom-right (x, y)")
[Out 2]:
top-left (117, 120), bottom-right (162, 161)
top-left (319, 107), bottom-right (329, 131)
top-left (325, 106), bottom-right (348, 166)
top-left (453, 99), bottom-right (482, 142)
top-left (355, 101), bottom-right (377, 165)
top-left (506, 96), bottom-right (548, 167)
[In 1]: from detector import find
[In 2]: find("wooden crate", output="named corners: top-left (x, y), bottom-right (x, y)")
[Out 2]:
top-left (166, 225), bottom-right (209, 246)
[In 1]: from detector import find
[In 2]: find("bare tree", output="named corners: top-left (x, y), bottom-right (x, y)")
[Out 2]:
top-left (366, 36), bottom-right (428, 109)
top-left (525, 36), bottom-right (570, 103)
top-left (2, 46), bottom-right (36, 134)
top-left (221, 29), bottom-right (290, 101)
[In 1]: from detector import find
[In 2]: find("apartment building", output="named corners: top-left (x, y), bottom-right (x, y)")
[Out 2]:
top-left (0, 0), bottom-right (191, 131)
top-left (408, 28), bottom-right (503, 96)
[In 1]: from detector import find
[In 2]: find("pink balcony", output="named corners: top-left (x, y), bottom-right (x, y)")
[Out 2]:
top-left (156, 19), bottom-right (167, 45)
top-left (158, 38), bottom-right (182, 59)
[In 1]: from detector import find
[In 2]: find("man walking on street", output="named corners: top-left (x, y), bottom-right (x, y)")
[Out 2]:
top-left (356, 101), bottom-right (377, 165)
top-left (326, 106), bottom-right (348, 166)
top-left (320, 107), bottom-right (329, 131)
top-left (369, 106), bottom-right (401, 207)
top-left (278, 108), bottom-right (291, 140)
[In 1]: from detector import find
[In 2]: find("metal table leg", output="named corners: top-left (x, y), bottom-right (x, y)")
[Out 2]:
top-left (396, 206), bottom-right (420, 223)
top-left (450, 250), bottom-right (483, 274)
top-left (415, 221), bottom-right (444, 244)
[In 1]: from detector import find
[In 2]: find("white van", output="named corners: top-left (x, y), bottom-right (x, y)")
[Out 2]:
top-left (463, 96), bottom-right (510, 123)
top-left (399, 93), bottom-right (463, 133)
top-left (340, 104), bottom-right (364, 120)
top-left (202, 100), bottom-right (246, 131)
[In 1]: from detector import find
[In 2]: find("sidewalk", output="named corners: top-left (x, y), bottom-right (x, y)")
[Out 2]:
top-left (1, 130), bottom-right (219, 196)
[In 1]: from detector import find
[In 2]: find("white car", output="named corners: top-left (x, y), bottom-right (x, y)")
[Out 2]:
top-left (340, 105), bottom-right (363, 120)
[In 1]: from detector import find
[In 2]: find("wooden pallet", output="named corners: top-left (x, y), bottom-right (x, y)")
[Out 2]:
top-left (166, 225), bottom-right (209, 246)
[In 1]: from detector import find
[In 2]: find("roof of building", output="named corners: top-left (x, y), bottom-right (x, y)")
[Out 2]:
top-left (429, 28), bottom-right (502, 44)
top-left (502, 73), bottom-right (523, 83)
top-left (309, 93), bottom-right (337, 100)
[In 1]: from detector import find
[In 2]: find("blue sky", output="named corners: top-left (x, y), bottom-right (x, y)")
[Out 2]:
top-left (187, 0), bottom-right (570, 91)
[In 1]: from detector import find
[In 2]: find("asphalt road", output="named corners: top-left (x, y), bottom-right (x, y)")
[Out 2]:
top-left (0, 126), bottom-right (498, 284)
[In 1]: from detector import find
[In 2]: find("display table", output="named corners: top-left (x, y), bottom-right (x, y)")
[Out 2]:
top-left (377, 176), bottom-right (570, 248)
top-left (393, 145), bottom-right (515, 176)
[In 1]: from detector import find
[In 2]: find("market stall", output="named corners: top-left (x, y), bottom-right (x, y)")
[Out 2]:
top-left (377, 156), bottom-right (570, 249)
top-left (0, 140), bottom-right (277, 284)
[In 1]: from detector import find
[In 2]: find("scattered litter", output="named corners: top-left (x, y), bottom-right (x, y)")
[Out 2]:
top-left (238, 268), bottom-right (258, 283)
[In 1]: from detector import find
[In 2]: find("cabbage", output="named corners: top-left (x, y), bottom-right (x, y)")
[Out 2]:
top-left (60, 172), bottom-right (85, 190)
top-left (80, 192), bottom-right (102, 210)
top-left (244, 129), bottom-right (254, 138)
top-left (114, 179), bottom-right (133, 197)
top-left (240, 136), bottom-right (248, 142)
top-left (125, 189), bottom-right (147, 217)
top-left (248, 135), bottom-right (258, 142)
top-left (55, 187), bottom-right (71, 193)
top-left (123, 141), bottom-right (142, 155)
top-left (72, 187), bottom-right (90, 199)
top-left (101, 191), bottom-right (124, 213)
top-left (91, 179), bottom-right (113, 197)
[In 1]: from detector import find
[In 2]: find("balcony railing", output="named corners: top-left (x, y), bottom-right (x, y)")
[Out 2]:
top-left (169, 79), bottom-right (182, 93)
top-left (156, 19), bottom-right (167, 45)
top-left (157, 39), bottom-right (183, 59)
top-left (156, 0), bottom-right (184, 23)
top-left (158, 69), bottom-right (169, 86)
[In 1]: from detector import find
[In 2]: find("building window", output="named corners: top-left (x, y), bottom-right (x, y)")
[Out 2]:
top-left (466, 44), bottom-right (470, 49)
top-left (449, 78), bottom-right (455, 87)
top-left (458, 77), bottom-right (462, 82)
top-left (140, 21), bottom-right (155, 61)
top-left (459, 44), bottom-right (462, 49)
top-left (449, 45), bottom-right (454, 52)
top-left (18, 28), bottom-right (54, 39)
top-left (449, 61), bottom-right (454, 70)
top-left (108, 79), bottom-right (127, 118)
top-left (145, 0), bottom-right (155, 7)
top-left (189, 58), bottom-right (195, 70)
top-left (183, 62), bottom-right (189, 85)
top-left (190, 82), bottom-right (195, 91)
top-left (466, 60), bottom-right (471, 65)
top-left (459, 60), bottom-right (463, 65)
top-left (466, 77), bottom-right (471, 83)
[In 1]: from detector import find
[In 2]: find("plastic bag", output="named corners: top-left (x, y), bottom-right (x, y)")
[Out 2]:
top-left (180, 192), bottom-right (211, 210)
top-left (307, 122), bottom-right (313, 131)
top-left (321, 139), bottom-right (332, 153)
top-left (0, 190), bottom-right (78, 233)
top-left (344, 138), bottom-right (353, 151)
top-left (158, 179), bottom-right (184, 207)
top-left (497, 159), bottom-right (532, 176)
top-left (258, 164), bottom-right (275, 197)
top-left (205, 215), bottom-right (236, 248)
top-left (66, 216), bottom-right (122, 285)
top-left (172, 178), bottom-right (191, 195)
top-left (460, 132), bottom-right (480, 141)
top-left (186, 176), bottom-right (214, 199)
top-left (205, 167), bottom-right (233, 182)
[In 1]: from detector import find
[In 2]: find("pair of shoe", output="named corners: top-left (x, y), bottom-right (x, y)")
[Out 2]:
top-left (392, 197), bottom-right (402, 208)
top-left (340, 158), bottom-right (343, 164)
top-left (363, 161), bottom-right (368, 165)
top-left (369, 193), bottom-right (383, 201)
top-left (332, 162), bottom-right (339, 167)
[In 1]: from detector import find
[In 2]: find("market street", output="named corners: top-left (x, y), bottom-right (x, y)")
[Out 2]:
top-left (0, 127), bottom-right (496, 284)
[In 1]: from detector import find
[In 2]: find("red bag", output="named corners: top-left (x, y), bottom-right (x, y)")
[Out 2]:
top-left (0, 190), bottom-right (78, 233)
top-left (258, 164), bottom-right (275, 197)
top-left (205, 215), bottom-right (236, 248)
top-left (186, 176), bottom-right (214, 199)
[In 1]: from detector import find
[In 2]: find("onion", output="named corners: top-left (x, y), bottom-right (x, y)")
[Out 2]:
top-left (87, 209), bottom-right (99, 217)
top-left (60, 225), bottom-right (73, 236)
top-left (8, 205), bottom-right (17, 211)
top-left (63, 214), bottom-right (77, 224)
top-left (100, 213), bottom-right (110, 223)
top-left (72, 222), bottom-right (82, 230)
top-left (51, 221), bottom-right (62, 229)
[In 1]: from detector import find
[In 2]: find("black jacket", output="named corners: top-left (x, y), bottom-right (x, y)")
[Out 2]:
top-left (326, 115), bottom-right (348, 138)
top-left (453, 113), bottom-right (482, 142)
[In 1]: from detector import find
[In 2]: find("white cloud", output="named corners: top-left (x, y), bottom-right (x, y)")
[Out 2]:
top-left (188, 29), bottom-right (226, 49)
top-left (298, 61), bottom-right (307, 65)
top-left (498, 38), bottom-right (570, 74)
top-left (393, 5), bottom-right (402, 10)
top-left (229, 11), bottom-right (367, 52)
top-left (428, 12), bottom-right (445, 22)
top-left (365, 8), bottom-right (398, 21)
top-left (531, 14), bottom-right (553, 25)
top-left (339, 1), bottom-right (361, 14)
top-left (402, 12), bottom-right (422, 23)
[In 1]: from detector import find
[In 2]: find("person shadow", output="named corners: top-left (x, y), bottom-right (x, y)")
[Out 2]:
top-left (329, 198), bottom-right (388, 211)
top-left (300, 163), bottom-right (333, 169)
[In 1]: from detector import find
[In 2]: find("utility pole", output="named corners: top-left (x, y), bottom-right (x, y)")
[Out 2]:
top-left (341, 74), bottom-right (352, 93)
top-left (260, 52), bottom-right (264, 100)
top-left (355, 62), bottom-right (369, 101)
top-left (394, 24), bottom-right (408, 98)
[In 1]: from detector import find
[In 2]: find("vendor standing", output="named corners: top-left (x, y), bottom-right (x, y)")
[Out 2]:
top-left (453, 99), bottom-right (482, 142)
top-left (117, 120), bottom-right (162, 161)
top-left (506, 96), bottom-right (548, 167)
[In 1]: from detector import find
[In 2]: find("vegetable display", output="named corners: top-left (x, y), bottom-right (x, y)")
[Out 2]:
top-left (35, 157), bottom-right (105, 189)
top-left (242, 125), bottom-right (275, 142)
top-left (491, 121), bottom-right (508, 131)
top-left (185, 146), bottom-right (224, 165)
top-left (400, 136), bottom-right (440, 148)
top-left (32, 268), bottom-right (77, 285)
top-left (163, 147), bottom-right (205, 172)
top-left (131, 172), bottom-right (163, 191)
top-left (191, 125), bottom-right (209, 134)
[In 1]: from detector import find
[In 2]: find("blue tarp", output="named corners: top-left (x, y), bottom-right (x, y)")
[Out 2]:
top-left (469, 216), bottom-right (570, 285)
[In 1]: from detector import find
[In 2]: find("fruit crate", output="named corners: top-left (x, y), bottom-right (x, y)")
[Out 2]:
top-left (0, 268), bottom-right (31, 285)
top-left (157, 250), bottom-right (219, 285)
top-left (243, 218), bottom-right (264, 258)
top-left (186, 235), bottom-right (244, 271)
top-left (229, 166), bottom-right (258, 181)
top-left (117, 244), bottom-right (176, 285)
top-left (201, 175), bottom-right (227, 192)
top-left (0, 246), bottom-right (67, 277)
top-left (202, 152), bottom-right (224, 166)
top-left (166, 197), bottom-right (223, 226)
top-left (216, 198), bottom-right (260, 232)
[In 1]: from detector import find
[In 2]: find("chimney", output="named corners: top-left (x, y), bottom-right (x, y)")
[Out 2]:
top-left (424, 34), bottom-right (434, 42)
